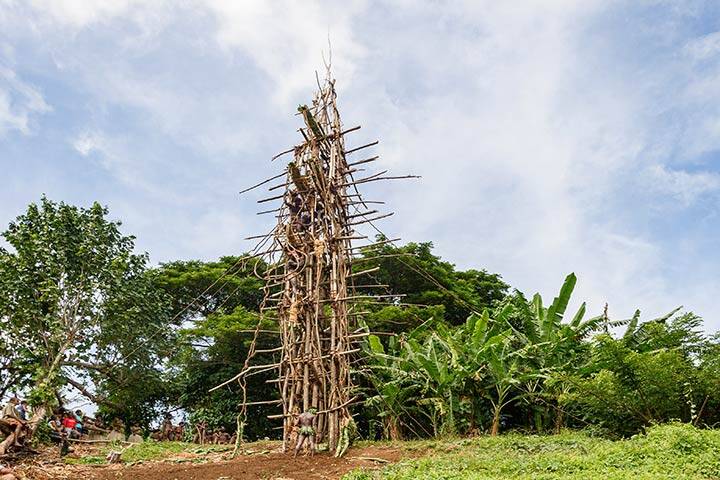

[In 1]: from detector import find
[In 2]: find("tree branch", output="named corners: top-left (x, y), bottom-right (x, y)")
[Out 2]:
top-left (63, 360), bottom-right (110, 373)
top-left (64, 377), bottom-right (121, 410)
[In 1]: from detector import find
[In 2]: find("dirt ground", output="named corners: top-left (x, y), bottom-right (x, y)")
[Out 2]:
top-left (13, 444), bottom-right (407, 480)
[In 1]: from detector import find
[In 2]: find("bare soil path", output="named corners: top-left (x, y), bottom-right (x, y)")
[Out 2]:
top-left (18, 444), bottom-right (406, 480)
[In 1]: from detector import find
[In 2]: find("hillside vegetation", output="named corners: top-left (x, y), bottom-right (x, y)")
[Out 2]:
top-left (344, 423), bottom-right (720, 479)
top-left (3, 197), bottom-right (720, 451)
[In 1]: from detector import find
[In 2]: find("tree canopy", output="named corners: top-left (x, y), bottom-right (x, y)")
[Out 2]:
top-left (0, 197), bottom-right (172, 427)
top-left (1, 197), bottom-right (718, 444)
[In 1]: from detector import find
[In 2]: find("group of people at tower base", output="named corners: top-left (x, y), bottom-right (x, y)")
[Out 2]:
top-left (1, 396), bottom-right (94, 451)
top-left (2, 394), bottom-right (326, 462)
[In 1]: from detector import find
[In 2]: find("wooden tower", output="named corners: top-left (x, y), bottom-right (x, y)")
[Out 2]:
top-left (213, 72), bottom-right (415, 453)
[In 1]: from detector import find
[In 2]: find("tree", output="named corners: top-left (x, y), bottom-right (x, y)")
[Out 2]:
top-left (169, 306), bottom-right (280, 440)
top-left (357, 238), bottom-right (510, 326)
top-left (155, 256), bottom-right (274, 440)
top-left (363, 334), bottom-right (422, 440)
top-left (457, 308), bottom-right (525, 436)
top-left (0, 320), bottom-right (32, 398)
top-left (0, 197), bottom-right (172, 421)
top-left (562, 309), bottom-right (701, 436)
top-left (155, 256), bottom-right (265, 319)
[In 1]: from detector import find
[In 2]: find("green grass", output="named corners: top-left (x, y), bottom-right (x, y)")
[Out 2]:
top-left (66, 440), bottom-right (233, 465)
top-left (343, 423), bottom-right (720, 479)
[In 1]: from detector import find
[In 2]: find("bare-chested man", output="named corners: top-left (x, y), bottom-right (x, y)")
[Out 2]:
top-left (293, 408), bottom-right (318, 458)
top-left (213, 426), bottom-right (230, 444)
top-left (160, 414), bottom-right (173, 441)
top-left (175, 422), bottom-right (185, 441)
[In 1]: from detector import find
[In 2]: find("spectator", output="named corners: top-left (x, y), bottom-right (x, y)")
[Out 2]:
top-left (1, 398), bottom-right (26, 448)
top-left (74, 410), bottom-right (84, 435)
top-left (14, 401), bottom-right (28, 422)
top-left (47, 414), bottom-right (72, 456)
top-left (61, 411), bottom-right (80, 439)
top-left (47, 415), bottom-right (65, 443)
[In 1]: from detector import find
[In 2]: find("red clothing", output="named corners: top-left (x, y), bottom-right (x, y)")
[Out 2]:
top-left (62, 417), bottom-right (77, 429)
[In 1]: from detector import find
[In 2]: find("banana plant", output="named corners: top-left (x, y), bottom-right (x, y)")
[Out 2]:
top-left (453, 306), bottom-right (534, 435)
top-left (516, 274), bottom-right (600, 367)
top-left (486, 338), bottom-right (527, 435)
top-left (506, 274), bottom-right (605, 431)
top-left (362, 334), bottom-right (425, 440)
top-left (401, 328), bottom-right (467, 436)
top-left (365, 319), bottom-right (478, 437)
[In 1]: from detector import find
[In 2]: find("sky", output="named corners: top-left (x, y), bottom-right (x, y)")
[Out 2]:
top-left (1, 0), bottom-right (720, 331)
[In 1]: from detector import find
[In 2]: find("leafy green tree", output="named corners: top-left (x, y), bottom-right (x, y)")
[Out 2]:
top-left (155, 256), bottom-right (265, 319)
top-left (356, 239), bottom-right (509, 325)
top-left (0, 322), bottom-right (33, 398)
top-left (0, 197), bottom-right (172, 420)
top-left (155, 257), bottom-right (276, 439)
top-left (562, 309), bottom-right (702, 436)
top-left (169, 306), bottom-right (280, 439)
top-left (456, 269), bottom-right (511, 312)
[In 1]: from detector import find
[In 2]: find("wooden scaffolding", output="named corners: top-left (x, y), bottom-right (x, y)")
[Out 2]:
top-left (213, 72), bottom-right (416, 453)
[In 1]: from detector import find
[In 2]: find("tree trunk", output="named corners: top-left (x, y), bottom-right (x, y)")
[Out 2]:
top-left (445, 392), bottom-right (455, 436)
top-left (694, 396), bottom-right (709, 426)
top-left (0, 430), bottom-right (15, 456)
top-left (28, 406), bottom-right (46, 436)
top-left (490, 407), bottom-right (501, 436)
top-left (469, 400), bottom-right (477, 434)
top-left (534, 409), bottom-right (543, 433)
top-left (554, 408), bottom-right (564, 434)
top-left (386, 417), bottom-right (402, 441)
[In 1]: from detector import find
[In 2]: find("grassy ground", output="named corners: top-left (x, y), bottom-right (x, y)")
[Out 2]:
top-left (343, 423), bottom-right (720, 479)
top-left (64, 441), bottom-right (233, 465)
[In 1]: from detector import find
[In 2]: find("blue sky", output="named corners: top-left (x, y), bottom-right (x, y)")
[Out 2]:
top-left (1, 1), bottom-right (720, 330)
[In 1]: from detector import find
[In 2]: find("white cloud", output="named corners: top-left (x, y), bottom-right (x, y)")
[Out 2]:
top-left (7, 0), bottom-right (368, 106)
top-left (645, 164), bottom-right (720, 206)
top-left (73, 131), bottom-right (100, 156)
top-left (3, 0), bottom-right (720, 328)
top-left (26, 0), bottom-right (139, 28)
top-left (70, 131), bottom-right (118, 174)
top-left (685, 30), bottom-right (720, 61)
top-left (70, 130), bottom-right (174, 199)
top-left (0, 66), bottom-right (51, 136)
top-left (342, 1), bottom-right (717, 324)
top-left (203, 0), bottom-right (367, 104)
